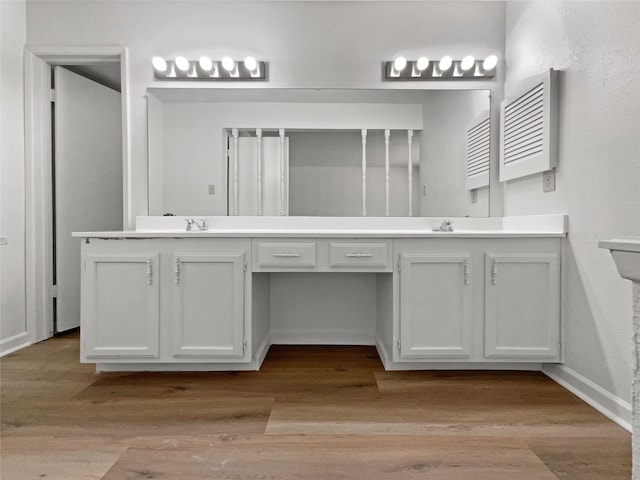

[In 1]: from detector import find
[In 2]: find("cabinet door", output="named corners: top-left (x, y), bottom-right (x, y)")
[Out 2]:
top-left (400, 253), bottom-right (472, 358)
top-left (485, 253), bottom-right (560, 359)
top-left (172, 253), bottom-right (246, 358)
top-left (82, 252), bottom-right (160, 358)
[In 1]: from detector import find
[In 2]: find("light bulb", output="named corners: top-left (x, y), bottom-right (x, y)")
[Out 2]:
top-left (416, 56), bottom-right (429, 71)
top-left (175, 56), bottom-right (190, 72)
top-left (460, 55), bottom-right (475, 71)
top-left (151, 56), bottom-right (167, 73)
top-left (199, 56), bottom-right (213, 72)
top-left (483, 55), bottom-right (498, 71)
top-left (244, 56), bottom-right (257, 71)
top-left (438, 56), bottom-right (453, 71)
top-left (393, 56), bottom-right (407, 72)
top-left (221, 57), bottom-right (235, 72)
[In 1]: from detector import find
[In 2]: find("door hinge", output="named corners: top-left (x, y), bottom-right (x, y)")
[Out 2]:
top-left (397, 339), bottom-right (401, 350)
top-left (50, 89), bottom-right (56, 102)
top-left (49, 285), bottom-right (58, 297)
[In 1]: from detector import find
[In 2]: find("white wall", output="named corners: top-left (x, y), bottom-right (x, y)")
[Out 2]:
top-left (421, 90), bottom-right (491, 217)
top-left (504, 1), bottom-right (640, 423)
top-left (26, 0), bottom-right (506, 222)
top-left (0, 0), bottom-right (29, 354)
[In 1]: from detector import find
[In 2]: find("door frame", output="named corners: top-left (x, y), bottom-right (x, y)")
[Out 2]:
top-left (24, 46), bottom-right (132, 343)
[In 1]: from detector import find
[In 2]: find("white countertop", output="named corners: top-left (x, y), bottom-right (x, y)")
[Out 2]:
top-left (73, 214), bottom-right (568, 239)
top-left (72, 229), bottom-right (566, 239)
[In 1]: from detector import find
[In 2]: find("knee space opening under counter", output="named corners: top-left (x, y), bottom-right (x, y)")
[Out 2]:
top-left (73, 214), bottom-right (567, 372)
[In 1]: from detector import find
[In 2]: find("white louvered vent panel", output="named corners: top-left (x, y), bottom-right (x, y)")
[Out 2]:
top-left (503, 82), bottom-right (544, 165)
top-left (499, 69), bottom-right (558, 182)
top-left (465, 114), bottom-right (490, 190)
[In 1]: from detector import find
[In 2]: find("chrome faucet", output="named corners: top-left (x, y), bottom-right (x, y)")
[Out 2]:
top-left (432, 219), bottom-right (454, 232)
top-left (185, 218), bottom-right (208, 231)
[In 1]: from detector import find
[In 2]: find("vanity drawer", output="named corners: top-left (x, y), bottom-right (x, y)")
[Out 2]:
top-left (257, 242), bottom-right (317, 268)
top-left (329, 242), bottom-right (389, 268)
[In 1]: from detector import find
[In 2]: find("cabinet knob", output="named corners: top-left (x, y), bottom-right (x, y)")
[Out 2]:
top-left (145, 260), bottom-right (153, 285)
top-left (491, 260), bottom-right (498, 285)
top-left (463, 260), bottom-right (470, 285)
top-left (174, 259), bottom-right (181, 284)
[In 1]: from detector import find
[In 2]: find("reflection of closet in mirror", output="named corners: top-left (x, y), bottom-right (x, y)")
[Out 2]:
top-left (227, 128), bottom-right (420, 217)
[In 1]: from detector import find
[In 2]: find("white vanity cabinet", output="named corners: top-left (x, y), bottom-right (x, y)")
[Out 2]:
top-left (484, 252), bottom-right (560, 359)
top-left (399, 253), bottom-right (472, 358)
top-left (76, 217), bottom-right (566, 371)
top-left (80, 238), bottom-right (256, 367)
top-left (391, 238), bottom-right (562, 365)
top-left (171, 252), bottom-right (247, 359)
top-left (82, 250), bottom-right (160, 359)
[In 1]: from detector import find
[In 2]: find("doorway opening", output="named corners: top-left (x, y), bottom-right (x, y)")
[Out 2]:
top-left (24, 47), bottom-right (131, 343)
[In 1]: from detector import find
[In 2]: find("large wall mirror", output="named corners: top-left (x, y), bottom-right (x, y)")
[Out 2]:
top-left (147, 88), bottom-right (491, 217)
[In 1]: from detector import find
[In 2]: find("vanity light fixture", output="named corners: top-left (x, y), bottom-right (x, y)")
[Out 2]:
top-left (412, 56), bottom-right (429, 77)
top-left (175, 56), bottom-right (190, 73)
top-left (151, 56), bottom-right (168, 73)
top-left (221, 56), bottom-right (235, 72)
top-left (460, 55), bottom-right (475, 72)
top-left (152, 55), bottom-right (267, 80)
top-left (438, 56), bottom-right (453, 72)
top-left (389, 56), bottom-right (407, 77)
top-left (384, 54), bottom-right (497, 80)
top-left (198, 56), bottom-right (213, 72)
top-left (244, 56), bottom-right (257, 71)
top-left (482, 54), bottom-right (498, 71)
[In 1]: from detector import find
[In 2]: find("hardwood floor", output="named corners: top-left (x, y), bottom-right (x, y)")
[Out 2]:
top-left (1, 332), bottom-right (631, 479)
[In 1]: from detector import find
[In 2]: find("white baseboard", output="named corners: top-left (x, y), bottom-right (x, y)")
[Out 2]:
top-left (270, 329), bottom-right (375, 345)
top-left (375, 335), bottom-right (392, 369)
top-left (376, 335), bottom-right (542, 370)
top-left (254, 333), bottom-right (271, 371)
top-left (97, 361), bottom-right (261, 372)
top-left (0, 332), bottom-right (30, 357)
top-left (543, 364), bottom-right (632, 432)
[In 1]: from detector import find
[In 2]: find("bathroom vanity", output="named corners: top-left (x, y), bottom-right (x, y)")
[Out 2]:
top-left (74, 214), bottom-right (566, 372)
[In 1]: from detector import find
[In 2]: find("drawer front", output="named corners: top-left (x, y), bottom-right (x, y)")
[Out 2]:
top-left (329, 242), bottom-right (389, 268)
top-left (257, 242), bottom-right (317, 268)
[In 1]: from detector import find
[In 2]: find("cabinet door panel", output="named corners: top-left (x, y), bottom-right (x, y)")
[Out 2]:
top-left (172, 253), bottom-right (245, 358)
top-left (485, 253), bottom-right (560, 358)
top-left (400, 254), bottom-right (472, 358)
top-left (83, 252), bottom-right (160, 358)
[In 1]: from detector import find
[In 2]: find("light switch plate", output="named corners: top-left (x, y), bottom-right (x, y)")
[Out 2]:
top-left (208, 184), bottom-right (216, 195)
top-left (543, 170), bottom-right (556, 192)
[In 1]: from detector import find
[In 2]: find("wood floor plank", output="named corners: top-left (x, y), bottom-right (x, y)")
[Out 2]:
top-left (528, 436), bottom-right (632, 480)
top-left (101, 434), bottom-right (558, 480)
top-left (1, 435), bottom-right (128, 480)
